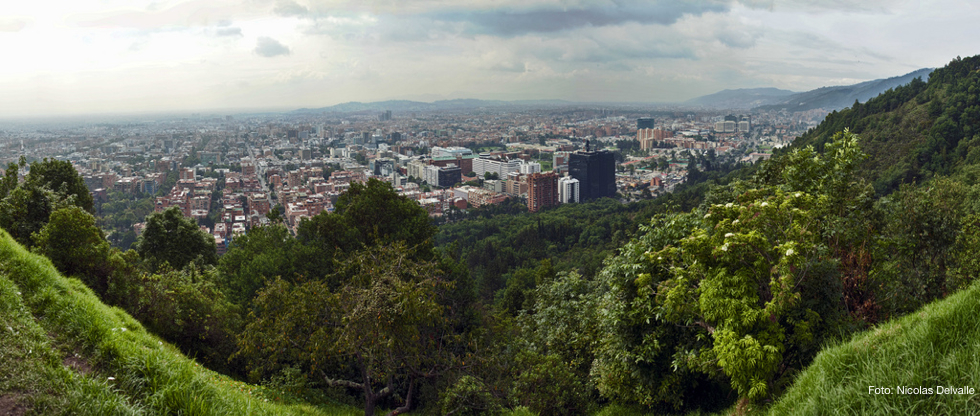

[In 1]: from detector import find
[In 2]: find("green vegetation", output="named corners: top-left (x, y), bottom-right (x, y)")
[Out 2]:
top-left (0, 229), bottom-right (358, 415)
top-left (9, 54), bottom-right (980, 415)
top-left (136, 207), bottom-right (218, 271)
top-left (767, 279), bottom-right (980, 415)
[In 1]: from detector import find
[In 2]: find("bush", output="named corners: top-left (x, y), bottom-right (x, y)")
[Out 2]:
top-left (441, 375), bottom-right (504, 416)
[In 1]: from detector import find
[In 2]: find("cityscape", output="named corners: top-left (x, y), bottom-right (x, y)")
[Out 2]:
top-left (0, 104), bottom-right (816, 251)
top-left (3, 1), bottom-right (980, 415)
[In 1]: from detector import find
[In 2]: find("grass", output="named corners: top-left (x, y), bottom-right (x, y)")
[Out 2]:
top-left (0, 264), bottom-right (140, 415)
top-left (765, 279), bottom-right (980, 415)
top-left (0, 229), bottom-right (360, 416)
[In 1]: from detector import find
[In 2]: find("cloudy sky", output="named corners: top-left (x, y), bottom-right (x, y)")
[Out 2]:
top-left (0, 0), bottom-right (976, 116)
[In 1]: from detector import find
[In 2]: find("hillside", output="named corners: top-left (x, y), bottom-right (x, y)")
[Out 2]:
top-left (758, 67), bottom-right (933, 112)
top-left (291, 98), bottom-right (572, 114)
top-left (684, 87), bottom-right (796, 109)
top-left (0, 229), bottom-right (357, 416)
top-left (781, 56), bottom-right (979, 195)
top-left (766, 278), bottom-right (980, 415)
top-left (685, 68), bottom-right (931, 111)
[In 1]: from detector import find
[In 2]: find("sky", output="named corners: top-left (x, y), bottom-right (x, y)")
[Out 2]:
top-left (0, 0), bottom-right (977, 117)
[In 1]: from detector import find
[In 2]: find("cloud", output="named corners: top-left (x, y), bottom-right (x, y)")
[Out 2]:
top-left (68, 0), bottom-right (240, 29)
top-left (427, 1), bottom-right (731, 36)
top-left (255, 36), bottom-right (291, 57)
top-left (738, 0), bottom-right (901, 13)
top-left (275, 0), bottom-right (310, 17)
top-left (215, 27), bottom-right (243, 37)
top-left (0, 17), bottom-right (29, 32)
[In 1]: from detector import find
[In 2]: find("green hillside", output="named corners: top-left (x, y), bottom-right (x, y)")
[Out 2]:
top-left (0, 228), bottom-right (358, 416)
top-left (785, 55), bottom-right (980, 195)
top-left (767, 279), bottom-right (980, 415)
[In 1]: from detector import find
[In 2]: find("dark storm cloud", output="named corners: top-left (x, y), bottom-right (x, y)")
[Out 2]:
top-left (427, 1), bottom-right (730, 36)
top-left (255, 37), bottom-right (291, 57)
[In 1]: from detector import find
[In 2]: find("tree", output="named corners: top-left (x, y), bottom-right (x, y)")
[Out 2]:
top-left (237, 243), bottom-right (452, 416)
top-left (0, 183), bottom-right (65, 247)
top-left (136, 207), bottom-right (217, 271)
top-left (0, 156), bottom-right (25, 200)
top-left (266, 203), bottom-right (285, 224)
top-left (218, 223), bottom-right (311, 306)
top-left (32, 206), bottom-right (111, 292)
top-left (25, 158), bottom-right (94, 213)
top-left (301, 178), bottom-right (436, 255)
top-left (512, 271), bottom-right (599, 415)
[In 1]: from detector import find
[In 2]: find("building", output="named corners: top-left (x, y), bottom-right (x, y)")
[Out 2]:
top-left (569, 150), bottom-right (616, 201)
top-left (558, 176), bottom-right (580, 203)
top-left (738, 115), bottom-right (751, 132)
top-left (526, 172), bottom-right (558, 213)
top-left (519, 160), bottom-right (541, 175)
top-left (638, 128), bottom-right (674, 151)
top-left (437, 164), bottom-right (462, 188)
top-left (472, 157), bottom-right (521, 178)
top-left (431, 146), bottom-right (473, 159)
top-left (424, 164), bottom-right (462, 188)
top-left (637, 117), bottom-right (655, 130)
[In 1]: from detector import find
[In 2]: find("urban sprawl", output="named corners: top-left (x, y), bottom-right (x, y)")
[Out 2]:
top-left (0, 106), bottom-right (824, 252)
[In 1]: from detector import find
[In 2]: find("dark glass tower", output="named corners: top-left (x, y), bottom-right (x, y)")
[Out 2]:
top-left (569, 150), bottom-right (615, 201)
top-left (637, 117), bottom-right (655, 130)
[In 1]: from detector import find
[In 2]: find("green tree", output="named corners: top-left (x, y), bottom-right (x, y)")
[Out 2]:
top-left (0, 183), bottom-right (66, 247)
top-left (136, 207), bottom-right (217, 271)
top-left (297, 178), bottom-right (435, 264)
top-left (129, 264), bottom-right (243, 374)
top-left (512, 271), bottom-right (599, 415)
top-left (0, 156), bottom-right (25, 200)
top-left (237, 243), bottom-right (451, 416)
top-left (25, 158), bottom-right (94, 213)
top-left (32, 206), bottom-right (111, 292)
top-left (218, 223), bottom-right (311, 306)
top-left (592, 211), bottom-right (726, 410)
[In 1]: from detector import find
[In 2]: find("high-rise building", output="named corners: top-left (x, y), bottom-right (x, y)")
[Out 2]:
top-left (425, 164), bottom-right (461, 188)
top-left (569, 150), bottom-right (615, 201)
top-left (637, 117), bottom-right (655, 130)
top-left (526, 172), bottom-right (558, 212)
top-left (558, 176), bottom-right (580, 203)
top-left (738, 115), bottom-right (751, 132)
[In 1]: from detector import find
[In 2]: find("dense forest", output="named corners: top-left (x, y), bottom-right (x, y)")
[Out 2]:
top-left (5, 55), bottom-right (980, 415)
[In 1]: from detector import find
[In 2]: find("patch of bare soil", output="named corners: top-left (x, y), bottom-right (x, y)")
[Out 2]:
top-left (63, 353), bottom-right (92, 375)
top-left (0, 392), bottom-right (31, 416)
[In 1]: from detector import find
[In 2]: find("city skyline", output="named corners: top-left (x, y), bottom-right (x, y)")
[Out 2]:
top-left (1, 0), bottom-right (977, 117)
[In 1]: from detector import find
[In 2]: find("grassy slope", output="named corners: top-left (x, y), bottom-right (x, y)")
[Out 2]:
top-left (766, 279), bottom-right (980, 415)
top-left (0, 229), bottom-right (359, 416)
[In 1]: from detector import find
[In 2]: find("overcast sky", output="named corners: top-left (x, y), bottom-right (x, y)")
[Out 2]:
top-left (0, 0), bottom-right (976, 117)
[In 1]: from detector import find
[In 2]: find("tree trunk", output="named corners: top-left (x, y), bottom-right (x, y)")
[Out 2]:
top-left (385, 378), bottom-right (415, 416)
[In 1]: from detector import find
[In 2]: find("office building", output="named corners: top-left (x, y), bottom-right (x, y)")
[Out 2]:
top-left (472, 157), bottom-right (521, 178)
top-left (569, 150), bottom-right (615, 201)
top-left (637, 117), bottom-right (655, 130)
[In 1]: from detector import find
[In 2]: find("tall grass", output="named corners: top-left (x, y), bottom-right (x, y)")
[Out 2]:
top-left (0, 230), bottom-right (359, 415)
top-left (0, 265), bottom-right (140, 415)
top-left (766, 280), bottom-right (980, 415)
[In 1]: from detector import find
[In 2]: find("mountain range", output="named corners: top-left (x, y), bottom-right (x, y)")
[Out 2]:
top-left (290, 68), bottom-right (933, 115)
top-left (686, 67), bottom-right (934, 111)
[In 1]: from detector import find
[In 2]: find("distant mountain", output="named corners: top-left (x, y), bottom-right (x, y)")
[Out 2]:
top-left (684, 87), bottom-right (797, 109)
top-left (686, 68), bottom-right (934, 112)
top-left (292, 98), bottom-right (572, 114)
top-left (757, 67), bottom-right (934, 112)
